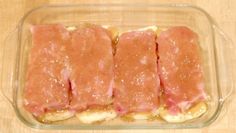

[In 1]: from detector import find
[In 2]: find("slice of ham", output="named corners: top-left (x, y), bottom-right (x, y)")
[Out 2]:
top-left (24, 24), bottom-right (71, 117)
top-left (114, 30), bottom-right (160, 115)
top-left (69, 25), bottom-right (114, 111)
top-left (157, 26), bottom-right (206, 114)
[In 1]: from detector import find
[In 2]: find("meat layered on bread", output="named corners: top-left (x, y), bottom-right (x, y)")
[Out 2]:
top-left (114, 29), bottom-right (160, 120)
top-left (24, 24), bottom-right (74, 122)
top-left (24, 24), bottom-right (208, 124)
top-left (68, 25), bottom-right (117, 123)
top-left (157, 27), bottom-right (207, 122)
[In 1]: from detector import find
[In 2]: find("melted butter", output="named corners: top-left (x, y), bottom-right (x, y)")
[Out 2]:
top-left (104, 25), bottom-right (119, 42)
top-left (102, 25), bottom-right (119, 56)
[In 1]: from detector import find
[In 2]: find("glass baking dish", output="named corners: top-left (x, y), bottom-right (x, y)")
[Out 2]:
top-left (1, 4), bottom-right (235, 129)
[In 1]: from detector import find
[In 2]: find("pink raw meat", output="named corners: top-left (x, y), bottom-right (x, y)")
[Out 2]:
top-left (24, 24), bottom-right (71, 116)
top-left (114, 30), bottom-right (160, 115)
top-left (69, 25), bottom-right (114, 111)
top-left (157, 26), bottom-right (206, 114)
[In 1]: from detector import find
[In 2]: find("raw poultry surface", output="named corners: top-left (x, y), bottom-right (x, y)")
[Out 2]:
top-left (114, 30), bottom-right (160, 115)
top-left (24, 24), bottom-right (207, 123)
top-left (69, 25), bottom-right (114, 111)
top-left (24, 24), bottom-right (71, 117)
top-left (157, 27), bottom-right (206, 114)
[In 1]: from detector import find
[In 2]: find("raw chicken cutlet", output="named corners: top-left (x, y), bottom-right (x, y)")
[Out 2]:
top-left (24, 24), bottom-right (72, 117)
top-left (114, 30), bottom-right (160, 115)
top-left (157, 26), bottom-right (207, 115)
top-left (69, 25), bottom-right (114, 111)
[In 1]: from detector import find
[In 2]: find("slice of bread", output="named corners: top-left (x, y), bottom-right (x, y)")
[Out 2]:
top-left (159, 102), bottom-right (207, 123)
top-left (118, 25), bottom-right (159, 35)
top-left (121, 109), bottom-right (159, 121)
top-left (37, 110), bottom-right (75, 123)
top-left (136, 25), bottom-right (158, 32)
top-left (66, 26), bottom-right (77, 31)
top-left (76, 108), bottom-right (117, 124)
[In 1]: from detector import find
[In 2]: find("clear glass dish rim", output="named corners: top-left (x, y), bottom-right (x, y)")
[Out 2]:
top-left (12, 3), bottom-right (223, 129)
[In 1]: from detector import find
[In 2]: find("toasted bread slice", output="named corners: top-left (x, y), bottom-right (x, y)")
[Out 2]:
top-left (76, 108), bottom-right (117, 124)
top-left (118, 25), bottom-right (159, 35)
top-left (37, 110), bottom-right (75, 123)
top-left (66, 26), bottom-right (77, 31)
top-left (136, 25), bottom-right (158, 32)
top-left (159, 102), bottom-right (207, 123)
top-left (121, 109), bottom-right (159, 121)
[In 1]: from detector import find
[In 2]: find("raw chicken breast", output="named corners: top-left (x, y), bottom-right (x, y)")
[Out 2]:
top-left (157, 26), bottom-right (206, 114)
top-left (69, 25), bottom-right (114, 111)
top-left (114, 30), bottom-right (160, 115)
top-left (24, 24), bottom-right (71, 117)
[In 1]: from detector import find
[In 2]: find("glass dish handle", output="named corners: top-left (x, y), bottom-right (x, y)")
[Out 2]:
top-left (212, 24), bottom-right (235, 103)
top-left (1, 26), bottom-right (19, 107)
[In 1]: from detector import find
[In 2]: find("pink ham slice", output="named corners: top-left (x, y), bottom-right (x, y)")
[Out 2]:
top-left (114, 30), bottom-right (160, 115)
top-left (157, 26), bottom-right (206, 114)
top-left (24, 24), bottom-right (71, 116)
top-left (69, 25), bottom-right (114, 111)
